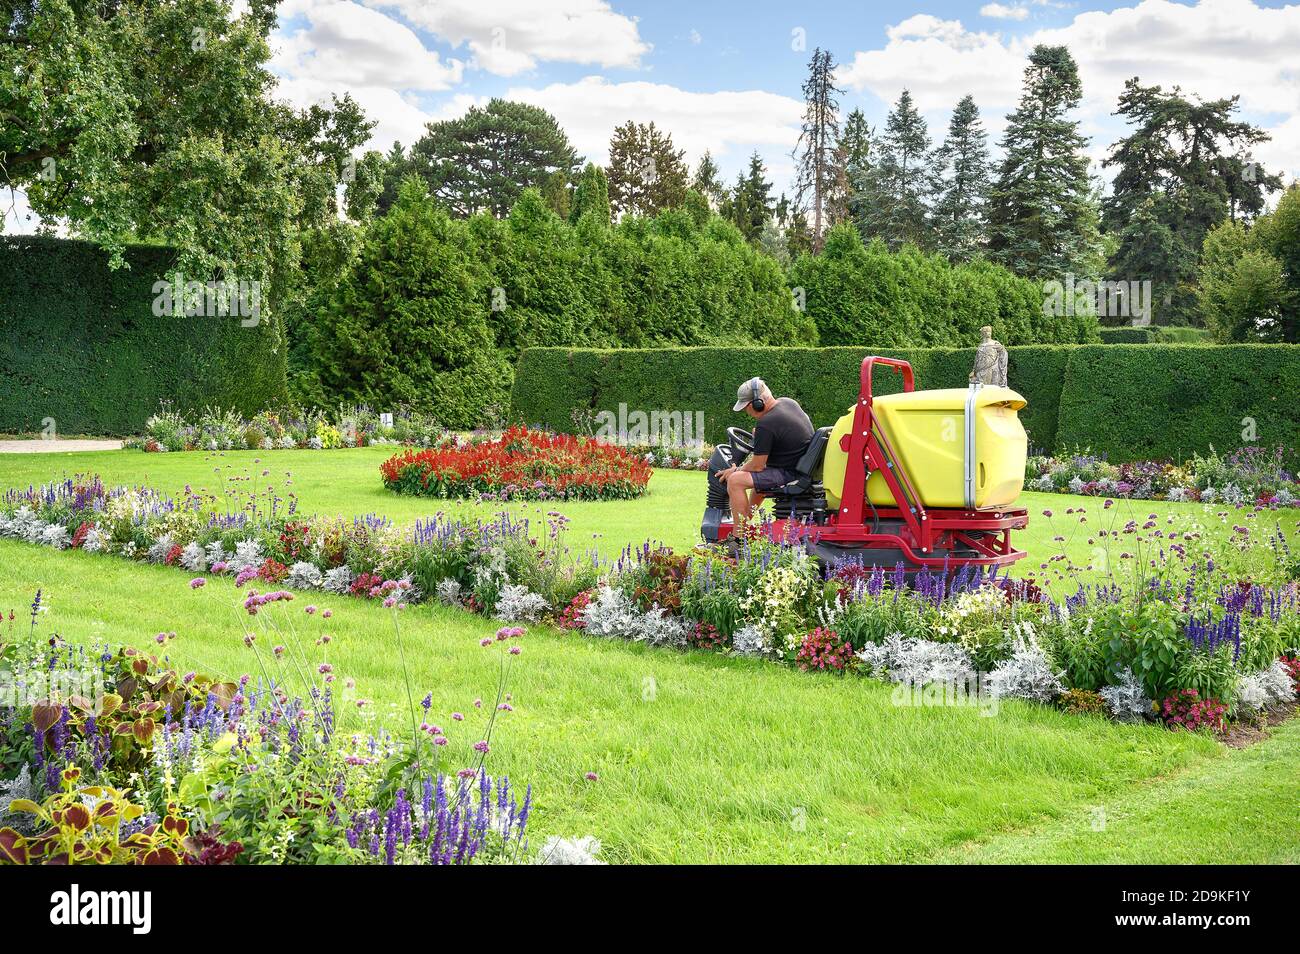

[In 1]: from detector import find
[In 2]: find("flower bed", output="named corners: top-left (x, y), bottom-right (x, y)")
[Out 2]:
top-left (0, 591), bottom-right (553, 866)
top-left (381, 427), bottom-right (652, 502)
top-left (1027, 445), bottom-right (1300, 508)
top-left (3, 472), bottom-right (1298, 736)
top-left (129, 405), bottom-right (463, 452)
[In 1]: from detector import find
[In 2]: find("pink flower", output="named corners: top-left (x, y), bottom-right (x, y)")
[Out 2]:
top-left (243, 634), bottom-right (256, 648)
top-left (434, 736), bottom-right (448, 746)
top-left (190, 577), bottom-right (206, 589)
top-left (210, 561), bottom-right (229, 573)
top-left (305, 605), bottom-right (317, 615)
top-left (473, 740), bottom-right (490, 754)
top-left (451, 712), bottom-right (464, 721)
top-left (584, 772), bottom-right (599, 782)
top-left (273, 645), bottom-right (285, 658)
top-left (318, 663), bottom-right (333, 675)
top-left (322, 609), bottom-right (332, 619)
top-left (509, 646), bottom-right (521, 655)
top-left (480, 638), bottom-right (492, 647)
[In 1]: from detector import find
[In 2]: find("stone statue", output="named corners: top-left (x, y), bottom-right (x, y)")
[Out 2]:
top-left (969, 325), bottom-right (1008, 388)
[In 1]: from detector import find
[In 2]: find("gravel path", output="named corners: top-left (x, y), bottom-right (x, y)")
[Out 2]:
top-left (0, 439), bottom-right (124, 453)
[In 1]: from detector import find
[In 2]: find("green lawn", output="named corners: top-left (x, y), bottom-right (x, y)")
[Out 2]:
top-left (1, 446), bottom-right (1296, 864)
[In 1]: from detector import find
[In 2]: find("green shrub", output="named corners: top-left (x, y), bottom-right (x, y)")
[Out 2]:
top-left (1055, 344), bottom-right (1300, 470)
top-left (1098, 326), bottom-right (1213, 344)
top-left (0, 235), bottom-right (286, 435)
top-left (511, 345), bottom-right (1071, 449)
top-left (789, 225), bottom-right (1100, 347)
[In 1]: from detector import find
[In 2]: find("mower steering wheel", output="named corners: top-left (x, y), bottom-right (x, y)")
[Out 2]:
top-left (726, 426), bottom-right (755, 457)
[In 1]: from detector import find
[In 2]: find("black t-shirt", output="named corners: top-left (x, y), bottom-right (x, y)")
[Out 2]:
top-left (751, 397), bottom-right (814, 469)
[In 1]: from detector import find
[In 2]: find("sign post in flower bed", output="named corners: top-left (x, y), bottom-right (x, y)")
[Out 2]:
top-left (380, 427), bottom-right (652, 501)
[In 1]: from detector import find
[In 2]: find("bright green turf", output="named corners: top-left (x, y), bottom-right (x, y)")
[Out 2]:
top-left (0, 446), bottom-right (1295, 864)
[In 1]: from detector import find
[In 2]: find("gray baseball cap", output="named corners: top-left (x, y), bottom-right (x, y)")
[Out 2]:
top-left (733, 377), bottom-right (766, 412)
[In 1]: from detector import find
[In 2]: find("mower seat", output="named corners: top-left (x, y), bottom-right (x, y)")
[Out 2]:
top-left (768, 427), bottom-right (831, 521)
top-left (772, 426), bottom-right (832, 495)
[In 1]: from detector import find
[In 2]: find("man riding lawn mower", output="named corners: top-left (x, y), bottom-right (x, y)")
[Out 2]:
top-left (702, 356), bottom-right (1030, 573)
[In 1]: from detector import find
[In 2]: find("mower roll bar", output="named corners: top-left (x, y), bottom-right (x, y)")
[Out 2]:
top-left (861, 356), bottom-right (914, 397)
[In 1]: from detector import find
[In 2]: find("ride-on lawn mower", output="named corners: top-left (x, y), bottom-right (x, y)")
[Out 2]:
top-left (701, 356), bottom-right (1030, 572)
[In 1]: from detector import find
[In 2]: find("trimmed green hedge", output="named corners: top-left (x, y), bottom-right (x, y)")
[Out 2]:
top-left (512, 343), bottom-right (1300, 466)
top-left (1056, 344), bottom-right (1300, 467)
top-left (1098, 326), bottom-right (1214, 344)
top-left (0, 235), bottom-right (287, 435)
top-left (511, 346), bottom-right (1070, 451)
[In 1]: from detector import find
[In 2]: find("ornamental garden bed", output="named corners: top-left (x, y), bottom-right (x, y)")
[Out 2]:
top-left (1027, 444), bottom-right (1300, 508)
top-left (3, 471), bottom-right (1297, 738)
top-left (380, 427), bottom-right (652, 501)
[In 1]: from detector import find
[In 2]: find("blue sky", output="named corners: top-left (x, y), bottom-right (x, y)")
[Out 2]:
top-left (266, 0), bottom-right (1300, 199)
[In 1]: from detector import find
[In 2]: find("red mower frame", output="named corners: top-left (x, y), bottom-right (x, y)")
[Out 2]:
top-left (718, 356), bottom-right (1029, 570)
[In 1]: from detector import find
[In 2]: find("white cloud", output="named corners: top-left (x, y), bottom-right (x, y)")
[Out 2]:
top-left (690, 28), bottom-right (702, 45)
top-left (364, 0), bottom-right (651, 76)
top-left (273, 1), bottom-right (462, 90)
top-left (500, 76), bottom-right (805, 175)
top-left (980, 3), bottom-right (1030, 20)
top-left (839, 0), bottom-right (1300, 179)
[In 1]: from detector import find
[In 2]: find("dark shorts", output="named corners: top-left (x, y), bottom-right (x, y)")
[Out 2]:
top-left (751, 467), bottom-right (798, 493)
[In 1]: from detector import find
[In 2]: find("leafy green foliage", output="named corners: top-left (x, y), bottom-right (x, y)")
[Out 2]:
top-left (1055, 344), bottom-right (1300, 468)
top-left (311, 179), bottom-right (510, 429)
top-left (1198, 184), bottom-right (1300, 343)
top-left (790, 223), bottom-right (1098, 348)
top-left (0, 235), bottom-right (287, 435)
top-left (393, 99), bottom-right (580, 218)
top-left (606, 120), bottom-right (689, 217)
top-left (1102, 79), bottom-right (1282, 326)
top-left (933, 95), bottom-right (992, 262)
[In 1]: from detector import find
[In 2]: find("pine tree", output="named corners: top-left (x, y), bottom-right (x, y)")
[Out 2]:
top-left (791, 48), bottom-right (842, 253)
top-left (691, 151), bottom-right (725, 208)
top-left (605, 121), bottom-right (689, 217)
top-left (829, 108), bottom-right (872, 230)
top-left (405, 99), bottom-right (580, 218)
top-left (859, 89), bottom-right (935, 250)
top-left (986, 46), bottom-right (1094, 278)
top-left (720, 152), bottom-right (775, 243)
top-left (933, 95), bottom-right (991, 262)
top-left (786, 211), bottom-right (814, 259)
top-left (570, 162), bottom-right (611, 226)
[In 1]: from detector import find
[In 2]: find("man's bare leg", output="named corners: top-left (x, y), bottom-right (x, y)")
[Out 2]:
top-left (726, 470), bottom-right (757, 525)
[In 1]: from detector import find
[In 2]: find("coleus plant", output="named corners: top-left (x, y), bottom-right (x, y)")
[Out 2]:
top-left (0, 766), bottom-right (188, 865)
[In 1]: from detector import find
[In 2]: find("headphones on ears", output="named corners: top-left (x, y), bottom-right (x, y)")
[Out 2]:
top-left (750, 378), bottom-right (765, 412)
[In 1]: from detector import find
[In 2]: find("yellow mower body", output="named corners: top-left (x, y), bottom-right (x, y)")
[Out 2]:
top-left (823, 386), bottom-right (1028, 511)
